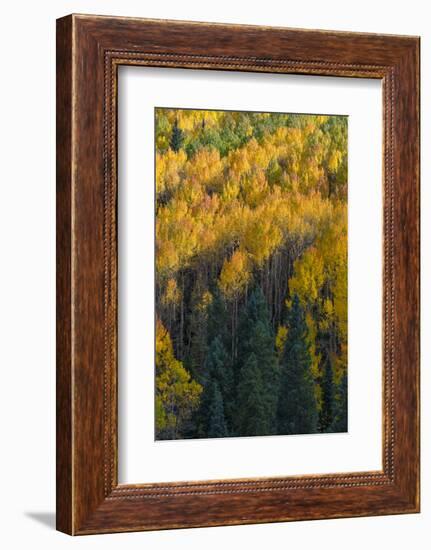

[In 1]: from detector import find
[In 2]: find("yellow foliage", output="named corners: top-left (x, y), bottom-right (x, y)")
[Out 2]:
top-left (328, 149), bottom-right (343, 172)
top-left (290, 247), bottom-right (325, 304)
top-left (156, 149), bottom-right (187, 196)
top-left (221, 180), bottom-right (240, 203)
top-left (184, 147), bottom-right (222, 187)
top-left (162, 278), bottom-right (181, 306)
top-left (218, 249), bottom-right (250, 299)
top-left (155, 320), bottom-right (202, 435)
top-left (197, 290), bottom-right (213, 312)
top-left (242, 206), bottom-right (283, 265)
top-left (275, 325), bottom-right (288, 357)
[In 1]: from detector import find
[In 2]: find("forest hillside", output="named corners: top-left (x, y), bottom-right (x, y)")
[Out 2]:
top-left (154, 108), bottom-right (348, 440)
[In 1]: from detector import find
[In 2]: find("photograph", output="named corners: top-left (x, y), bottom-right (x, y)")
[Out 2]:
top-left (51, 9), bottom-right (421, 538)
top-left (154, 107), bottom-right (348, 440)
top-left (0, 2), bottom-right (422, 544)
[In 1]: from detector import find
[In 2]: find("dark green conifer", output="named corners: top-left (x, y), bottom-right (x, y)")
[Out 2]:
top-left (236, 353), bottom-right (268, 436)
top-left (207, 290), bottom-right (230, 350)
top-left (169, 118), bottom-right (184, 152)
top-left (236, 287), bottom-right (273, 370)
top-left (195, 336), bottom-right (233, 437)
top-left (319, 350), bottom-right (334, 432)
top-left (207, 382), bottom-right (228, 438)
top-left (206, 336), bottom-right (234, 406)
top-left (235, 288), bottom-right (279, 434)
top-left (277, 294), bottom-right (318, 435)
top-left (330, 373), bottom-right (348, 433)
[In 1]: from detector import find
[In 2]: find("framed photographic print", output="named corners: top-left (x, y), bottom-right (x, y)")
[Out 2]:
top-left (56, 14), bottom-right (420, 535)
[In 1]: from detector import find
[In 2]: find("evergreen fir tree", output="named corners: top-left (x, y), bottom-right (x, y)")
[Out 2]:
top-left (235, 288), bottom-right (279, 434)
top-left (236, 288), bottom-right (274, 373)
top-left (195, 335), bottom-right (233, 437)
top-left (236, 353), bottom-right (268, 435)
top-left (330, 373), bottom-right (348, 433)
top-left (207, 290), bottom-right (230, 351)
top-left (277, 294), bottom-right (318, 435)
top-left (207, 382), bottom-right (228, 438)
top-left (169, 118), bottom-right (184, 152)
top-left (319, 349), bottom-right (334, 432)
top-left (206, 336), bottom-right (234, 406)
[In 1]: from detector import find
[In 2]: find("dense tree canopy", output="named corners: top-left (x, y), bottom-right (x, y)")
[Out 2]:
top-left (155, 108), bottom-right (348, 440)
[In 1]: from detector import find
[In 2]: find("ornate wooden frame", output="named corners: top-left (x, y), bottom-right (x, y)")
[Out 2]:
top-left (56, 14), bottom-right (420, 535)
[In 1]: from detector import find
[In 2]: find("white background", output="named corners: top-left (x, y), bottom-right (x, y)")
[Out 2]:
top-left (118, 68), bottom-right (382, 483)
top-left (0, 1), bottom-right (428, 548)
